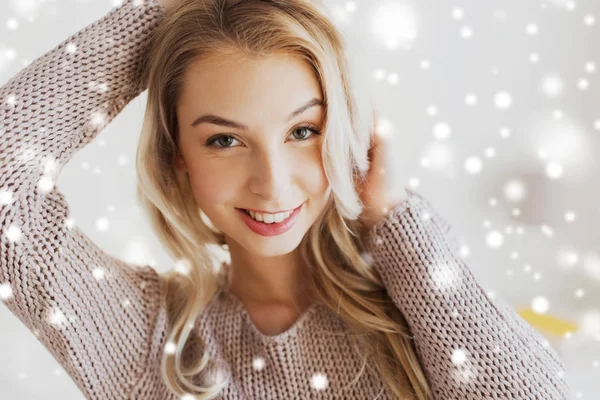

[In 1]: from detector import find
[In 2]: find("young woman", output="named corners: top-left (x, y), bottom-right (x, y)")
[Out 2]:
top-left (0, 0), bottom-right (570, 399)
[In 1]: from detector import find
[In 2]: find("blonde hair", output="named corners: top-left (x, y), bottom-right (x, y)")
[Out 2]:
top-left (135, 0), bottom-right (431, 398)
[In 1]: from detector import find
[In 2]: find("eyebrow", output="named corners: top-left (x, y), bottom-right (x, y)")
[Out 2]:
top-left (190, 97), bottom-right (324, 130)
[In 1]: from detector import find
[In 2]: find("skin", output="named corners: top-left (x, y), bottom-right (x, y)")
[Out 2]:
top-left (174, 52), bottom-right (330, 331)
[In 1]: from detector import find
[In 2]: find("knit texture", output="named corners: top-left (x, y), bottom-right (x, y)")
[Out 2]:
top-left (0, 0), bottom-right (570, 399)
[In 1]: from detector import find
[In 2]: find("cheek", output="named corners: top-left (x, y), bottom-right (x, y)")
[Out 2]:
top-left (302, 151), bottom-right (330, 197)
top-left (186, 163), bottom-right (239, 209)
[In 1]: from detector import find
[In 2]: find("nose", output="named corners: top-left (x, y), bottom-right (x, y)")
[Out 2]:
top-left (247, 144), bottom-right (292, 203)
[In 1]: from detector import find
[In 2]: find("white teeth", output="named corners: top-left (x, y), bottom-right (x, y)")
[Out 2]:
top-left (247, 209), bottom-right (292, 224)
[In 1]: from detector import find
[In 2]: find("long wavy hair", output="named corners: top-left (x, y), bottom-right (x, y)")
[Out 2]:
top-left (135, 0), bottom-right (431, 398)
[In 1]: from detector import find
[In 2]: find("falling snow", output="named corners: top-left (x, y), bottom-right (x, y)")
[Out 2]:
top-left (0, 0), bottom-right (597, 398)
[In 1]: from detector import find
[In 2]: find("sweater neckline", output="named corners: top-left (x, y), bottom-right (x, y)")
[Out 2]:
top-left (219, 283), bottom-right (319, 345)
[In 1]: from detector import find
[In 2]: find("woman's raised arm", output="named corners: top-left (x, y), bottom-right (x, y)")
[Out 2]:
top-left (0, 1), bottom-right (172, 398)
top-left (364, 187), bottom-right (571, 399)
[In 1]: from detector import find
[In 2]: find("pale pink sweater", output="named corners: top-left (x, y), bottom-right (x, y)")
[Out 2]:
top-left (0, 0), bottom-right (571, 399)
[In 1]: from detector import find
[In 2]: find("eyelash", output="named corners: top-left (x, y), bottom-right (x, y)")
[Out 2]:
top-left (204, 124), bottom-right (322, 150)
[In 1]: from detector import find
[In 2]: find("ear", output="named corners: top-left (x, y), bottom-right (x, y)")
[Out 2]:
top-left (174, 154), bottom-right (188, 173)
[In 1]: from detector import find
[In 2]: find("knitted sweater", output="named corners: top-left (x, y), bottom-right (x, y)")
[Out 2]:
top-left (0, 0), bottom-right (571, 399)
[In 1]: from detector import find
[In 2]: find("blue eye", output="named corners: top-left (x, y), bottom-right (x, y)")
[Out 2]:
top-left (204, 125), bottom-right (321, 149)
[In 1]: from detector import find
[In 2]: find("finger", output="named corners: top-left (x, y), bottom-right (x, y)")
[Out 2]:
top-left (368, 128), bottom-right (386, 165)
top-left (368, 112), bottom-right (381, 158)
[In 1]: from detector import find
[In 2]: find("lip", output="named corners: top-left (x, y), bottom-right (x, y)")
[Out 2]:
top-left (237, 202), bottom-right (304, 237)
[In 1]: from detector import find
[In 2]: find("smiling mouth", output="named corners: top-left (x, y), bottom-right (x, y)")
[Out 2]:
top-left (238, 204), bottom-right (301, 219)
top-left (236, 203), bottom-right (303, 236)
top-left (238, 206), bottom-right (299, 215)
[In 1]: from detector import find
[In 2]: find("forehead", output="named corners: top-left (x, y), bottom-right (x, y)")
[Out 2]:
top-left (178, 52), bottom-right (323, 120)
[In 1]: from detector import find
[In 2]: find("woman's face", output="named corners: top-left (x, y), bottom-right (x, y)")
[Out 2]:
top-left (175, 52), bottom-right (331, 256)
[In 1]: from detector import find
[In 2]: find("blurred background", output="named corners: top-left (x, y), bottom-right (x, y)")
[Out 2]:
top-left (0, 0), bottom-right (598, 398)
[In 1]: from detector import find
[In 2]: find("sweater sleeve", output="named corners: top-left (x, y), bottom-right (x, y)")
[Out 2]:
top-left (364, 187), bottom-right (571, 399)
top-left (0, 1), bottom-right (169, 399)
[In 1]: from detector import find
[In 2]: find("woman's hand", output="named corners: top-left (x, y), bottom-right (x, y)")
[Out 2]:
top-left (356, 111), bottom-right (404, 240)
